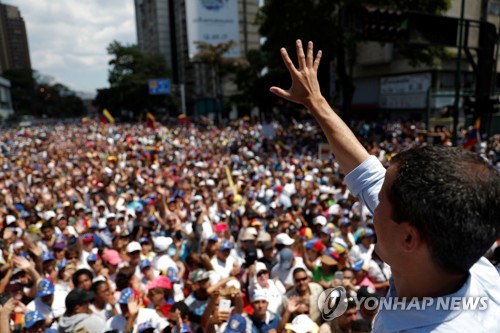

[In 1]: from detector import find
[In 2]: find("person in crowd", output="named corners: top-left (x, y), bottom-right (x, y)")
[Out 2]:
top-left (270, 38), bottom-right (499, 332)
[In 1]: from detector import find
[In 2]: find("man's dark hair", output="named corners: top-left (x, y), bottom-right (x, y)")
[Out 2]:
top-left (171, 301), bottom-right (189, 319)
top-left (115, 266), bottom-right (136, 291)
top-left (389, 146), bottom-right (500, 273)
top-left (292, 267), bottom-right (307, 278)
top-left (72, 268), bottom-right (94, 288)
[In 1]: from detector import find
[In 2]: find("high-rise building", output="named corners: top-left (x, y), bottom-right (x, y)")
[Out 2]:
top-left (0, 2), bottom-right (31, 73)
top-left (134, 0), bottom-right (261, 115)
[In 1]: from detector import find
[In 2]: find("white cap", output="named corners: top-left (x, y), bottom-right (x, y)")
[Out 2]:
top-left (304, 174), bottom-right (314, 182)
top-left (256, 232), bottom-right (271, 243)
top-left (275, 233), bottom-right (295, 246)
top-left (246, 227), bottom-right (258, 236)
top-left (206, 179), bottom-right (215, 187)
top-left (288, 314), bottom-right (315, 333)
top-left (75, 203), bottom-right (85, 211)
top-left (255, 262), bottom-right (268, 274)
top-left (313, 215), bottom-right (327, 226)
top-left (107, 213), bottom-right (116, 220)
top-left (43, 211), bottom-right (56, 221)
top-left (6, 215), bottom-right (16, 225)
top-left (328, 204), bottom-right (341, 216)
top-left (126, 241), bottom-right (141, 253)
top-left (251, 289), bottom-right (267, 303)
top-left (153, 236), bottom-right (173, 252)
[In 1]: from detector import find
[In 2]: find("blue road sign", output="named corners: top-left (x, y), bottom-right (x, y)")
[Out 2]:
top-left (148, 79), bottom-right (171, 95)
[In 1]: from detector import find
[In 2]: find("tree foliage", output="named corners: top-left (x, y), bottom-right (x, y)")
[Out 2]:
top-left (2, 68), bottom-right (84, 118)
top-left (94, 41), bottom-right (175, 119)
top-left (240, 0), bottom-right (451, 118)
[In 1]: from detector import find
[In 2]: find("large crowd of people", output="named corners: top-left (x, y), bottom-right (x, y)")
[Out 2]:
top-left (0, 113), bottom-right (498, 333)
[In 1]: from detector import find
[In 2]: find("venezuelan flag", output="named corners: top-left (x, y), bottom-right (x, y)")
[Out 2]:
top-left (463, 118), bottom-right (480, 150)
top-left (178, 113), bottom-right (189, 124)
top-left (99, 109), bottom-right (115, 125)
top-left (146, 112), bottom-right (156, 129)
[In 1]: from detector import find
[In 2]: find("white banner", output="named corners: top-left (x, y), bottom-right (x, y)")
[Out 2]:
top-left (185, 0), bottom-right (241, 59)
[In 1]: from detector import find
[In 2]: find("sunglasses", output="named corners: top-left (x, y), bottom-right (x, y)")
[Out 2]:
top-left (294, 276), bottom-right (308, 283)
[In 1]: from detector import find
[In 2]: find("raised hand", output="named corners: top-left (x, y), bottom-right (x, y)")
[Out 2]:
top-left (269, 40), bottom-right (322, 107)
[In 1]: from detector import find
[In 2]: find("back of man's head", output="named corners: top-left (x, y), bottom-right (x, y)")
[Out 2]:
top-left (389, 146), bottom-right (500, 273)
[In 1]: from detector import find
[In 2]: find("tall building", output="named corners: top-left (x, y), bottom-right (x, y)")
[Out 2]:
top-left (0, 2), bottom-right (31, 73)
top-left (134, 0), bottom-right (261, 115)
top-left (0, 76), bottom-right (14, 118)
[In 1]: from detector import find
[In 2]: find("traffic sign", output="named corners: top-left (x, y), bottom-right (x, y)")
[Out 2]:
top-left (148, 79), bottom-right (170, 95)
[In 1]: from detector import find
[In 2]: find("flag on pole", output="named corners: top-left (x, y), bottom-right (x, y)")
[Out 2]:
top-left (146, 112), bottom-right (156, 129)
top-left (99, 109), bottom-right (115, 125)
top-left (178, 113), bottom-right (189, 124)
top-left (463, 118), bottom-right (480, 150)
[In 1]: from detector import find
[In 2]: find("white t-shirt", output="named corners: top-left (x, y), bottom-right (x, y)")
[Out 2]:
top-left (249, 278), bottom-right (286, 314)
top-left (105, 308), bottom-right (167, 333)
top-left (349, 243), bottom-right (374, 263)
top-left (210, 256), bottom-right (236, 279)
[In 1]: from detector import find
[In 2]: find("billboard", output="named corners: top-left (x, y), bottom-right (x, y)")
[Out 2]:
top-left (185, 0), bottom-right (241, 59)
top-left (148, 79), bottom-right (171, 95)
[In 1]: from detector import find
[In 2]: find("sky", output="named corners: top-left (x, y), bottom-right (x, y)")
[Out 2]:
top-left (5, 0), bottom-right (136, 96)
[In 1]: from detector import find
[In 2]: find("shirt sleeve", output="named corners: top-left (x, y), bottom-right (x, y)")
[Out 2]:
top-left (344, 155), bottom-right (386, 214)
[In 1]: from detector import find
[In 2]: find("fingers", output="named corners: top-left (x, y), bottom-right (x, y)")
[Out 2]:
top-left (269, 87), bottom-right (292, 100)
top-left (313, 49), bottom-right (322, 71)
top-left (296, 40), bottom-right (306, 69)
top-left (280, 47), bottom-right (297, 75)
top-left (306, 41), bottom-right (314, 68)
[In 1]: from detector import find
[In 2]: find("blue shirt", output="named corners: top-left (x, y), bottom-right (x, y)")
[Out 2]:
top-left (345, 156), bottom-right (500, 333)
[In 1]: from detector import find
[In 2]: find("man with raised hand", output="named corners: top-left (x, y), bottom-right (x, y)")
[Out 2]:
top-left (270, 39), bottom-right (499, 332)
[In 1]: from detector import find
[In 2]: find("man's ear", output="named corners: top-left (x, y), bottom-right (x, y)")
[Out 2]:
top-left (401, 223), bottom-right (423, 252)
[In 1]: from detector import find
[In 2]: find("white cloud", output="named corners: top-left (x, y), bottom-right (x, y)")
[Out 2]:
top-left (6, 0), bottom-right (136, 93)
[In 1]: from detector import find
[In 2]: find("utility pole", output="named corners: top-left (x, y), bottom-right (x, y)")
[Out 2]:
top-left (453, 0), bottom-right (466, 146)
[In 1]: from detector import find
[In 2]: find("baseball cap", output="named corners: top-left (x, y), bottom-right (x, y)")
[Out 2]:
top-left (153, 236), bottom-right (173, 252)
top-left (276, 233), bottom-right (295, 246)
top-left (140, 259), bottom-right (152, 270)
top-left (339, 217), bottom-right (351, 227)
top-left (65, 288), bottom-right (95, 312)
top-left (118, 287), bottom-right (135, 304)
top-left (279, 248), bottom-right (294, 270)
top-left (313, 215), bottom-right (327, 226)
top-left (240, 230), bottom-right (256, 242)
top-left (287, 314), bottom-right (316, 333)
top-left (41, 252), bottom-right (55, 263)
top-left (255, 262), bottom-right (268, 274)
top-left (190, 269), bottom-right (209, 282)
top-left (126, 241), bottom-right (141, 253)
top-left (224, 314), bottom-right (247, 333)
top-left (261, 241), bottom-right (274, 250)
top-left (102, 249), bottom-right (122, 266)
top-left (6, 215), bottom-right (17, 225)
top-left (57, 259), bottom-right (68, 271)
top-left (87, 253), bottom-right (99, 263)
top-left (82, 233), bottom-right (94, 243)
top-left (139, 237), bottom-right (149, 244)
top-left (36, 278), bottom-right (54, 297)
top-left (146, 276), bottom-right (172, 290)
top-left (219, 240), bottom-right (233, 251)
top-left (24, 311), bottom-right (45, 329)
top-left (352, 258), bottom-right (365, 272)
top-left (138, 321), bottom-right (155, 333)
top-left (250, 289), bottom-right (267, 303)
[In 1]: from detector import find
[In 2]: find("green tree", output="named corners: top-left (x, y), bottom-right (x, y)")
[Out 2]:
top-left (94, 41), bottom-right (175, 120)
top-left (255, 0), bottom-right (451, 121)
top-left (3, 69), bottom-right (84, 118)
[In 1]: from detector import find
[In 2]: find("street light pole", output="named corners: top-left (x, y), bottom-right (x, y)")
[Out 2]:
top-left (453, 0), bottom-right (466, 146)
